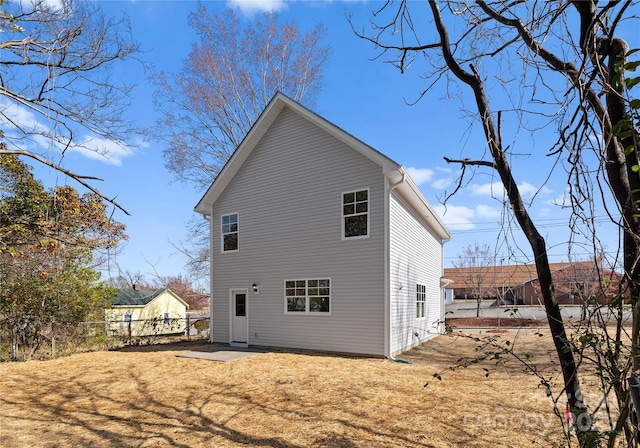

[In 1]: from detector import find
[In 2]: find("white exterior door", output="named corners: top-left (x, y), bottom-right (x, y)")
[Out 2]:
top-left (232, 291), bottom-right (248, 343)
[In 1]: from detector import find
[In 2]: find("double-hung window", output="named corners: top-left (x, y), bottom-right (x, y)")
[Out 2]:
top-left (416, 284), bottom-right (426, 318)
top-left (221, 213), bottom-right (239, 252)
top-left (285, 279), bottom-right (330, 314)
top-left (342, 189), bottom-right (369, 238)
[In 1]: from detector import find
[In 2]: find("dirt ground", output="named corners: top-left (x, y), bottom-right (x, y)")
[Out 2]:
top-left (0, 331), bottom-right (584, 448)
top-left (0, 330), bottom-right (608, 448)
top-left (447, 317), bottom-right (544, 329)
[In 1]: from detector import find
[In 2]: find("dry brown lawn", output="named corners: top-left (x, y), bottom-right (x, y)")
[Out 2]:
top-left (0, 331), bottom-right (589, 447)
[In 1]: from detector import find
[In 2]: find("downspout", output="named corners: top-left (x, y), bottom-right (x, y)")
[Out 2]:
top-left (386, 170), bottom-right (406, 361)
top-left (205, 208), bottom-right (214, 344)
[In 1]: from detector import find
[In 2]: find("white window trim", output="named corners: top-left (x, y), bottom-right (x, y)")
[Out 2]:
top-left (416, 283), bottom-right (426, 319)
top-left (284, 278), bottom-right (332, 315)
top-left (341, 188), bottom-right (370, 240)
top-left (221, 212), bottom-right (239, 253)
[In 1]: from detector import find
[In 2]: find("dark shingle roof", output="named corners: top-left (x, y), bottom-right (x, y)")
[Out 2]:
top-left (112, 289), bottom-right (165, 306)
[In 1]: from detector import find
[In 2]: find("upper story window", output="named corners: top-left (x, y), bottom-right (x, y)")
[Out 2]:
top-left (221, 213), bottom-right (239, 252)
top-left (342, 189), bottom-right (369, 239)
top-left (416, 284), bottom-right (426, 318)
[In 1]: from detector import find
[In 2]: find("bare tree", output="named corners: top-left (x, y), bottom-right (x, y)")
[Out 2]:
top-left (148, 6), bottom-right (330, 280)
top-left (107, 271), bottom-right (149, 291)
top-left (154, 274), bottom-right (208, 311)
top-left (352, 1), bottom-right (639, 446)
top-left (453, 243), bottom-right (494, 317)
top-left (0, 0), bottom-right (139, 213)
top-left (149, 6), bottom-right (330, 191)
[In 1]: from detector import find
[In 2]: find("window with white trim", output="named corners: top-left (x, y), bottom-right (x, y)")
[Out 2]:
top-left (221, 213), bottom-right (238, 252)
top-left (123, 311), bottom-right (133, 323)
top-left (342, 189), bottom-right (369, 238)
top-left (163, 312), bottom-right (171, 327)
top-left (285, 279), bottom-right (330, 313)
top-left (416, 284), bottom-right (426, 318)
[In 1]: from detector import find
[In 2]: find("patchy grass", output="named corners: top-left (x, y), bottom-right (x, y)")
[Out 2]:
top-left (0, 331), bottom-right (597, 447)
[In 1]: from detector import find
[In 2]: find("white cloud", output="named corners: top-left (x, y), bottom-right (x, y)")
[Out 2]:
top-left (471, 181), bottom-right (503, 197)
top-left (19, 0), bottom-right (62, 11)
top-left (227, 0), bottom-right (288, 14)
top-left (475, 204), bottom-right (502, 218)
top-left (0, 98), bottom-right (46, 134)
top-left (472, 180), bottom-right (552, 198)
top-left (431, 178), bottom-right (452, 190)
top-left (434, 203), bottom-right (503, 230)
top-left (406, 167), bottom-right (435, 186)
top-left (68, 136), bottom-right (141, 166)
top-left (518, 181), bottom-right (542, 197)
top-left (41, 0), bottom-right (62, 9)
top-left (1, 98), bottom-right (139, 166)
top-left (434, 204), bottom-right (476, 230)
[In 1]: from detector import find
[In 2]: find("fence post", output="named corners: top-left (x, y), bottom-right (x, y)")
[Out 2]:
top-left (128, 319), bottom-right (132, 344)
top-left (11, 328), bottom-right (18, 361)
top-left (51, 320), bottom-right (56, 359)
top-left (186, 315), bottom-right (191, 342)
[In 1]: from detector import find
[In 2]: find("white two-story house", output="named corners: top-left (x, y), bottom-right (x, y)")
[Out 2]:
top-left (195, 93), bottom-right (451, 357)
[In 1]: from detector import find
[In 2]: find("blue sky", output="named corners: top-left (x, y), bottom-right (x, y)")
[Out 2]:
top-left (21, 0), bottom-right (640, 284)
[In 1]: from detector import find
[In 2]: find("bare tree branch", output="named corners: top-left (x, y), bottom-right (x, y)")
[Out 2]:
top-left (0, 148), bottom-right (130, 215)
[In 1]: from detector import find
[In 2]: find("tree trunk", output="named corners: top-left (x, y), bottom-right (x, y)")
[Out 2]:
top-left (428, 2), bottom-right (588, 443)
top-left (11, 327), bottom-right (18, 361)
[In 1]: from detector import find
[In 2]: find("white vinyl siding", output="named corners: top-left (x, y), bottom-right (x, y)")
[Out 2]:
top-left (210, 107), bottom-right (386, 355)
top-left (389, 192), bottom-right (444, 355)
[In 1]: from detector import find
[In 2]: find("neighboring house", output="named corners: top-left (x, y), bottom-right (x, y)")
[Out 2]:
top-left (194, 93), bottom-right (451, 357)
top-left (106, 288), bottom-right (189, 337)
top-left (444, 261), bottom-right (619, 305)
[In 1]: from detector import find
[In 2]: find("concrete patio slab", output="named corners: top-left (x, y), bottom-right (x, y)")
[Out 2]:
top-left (176, 346), bottom-right (267, 362)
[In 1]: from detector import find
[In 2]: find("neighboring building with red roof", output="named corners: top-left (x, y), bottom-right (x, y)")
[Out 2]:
top-left (444, 261), bottom-right (620, 305)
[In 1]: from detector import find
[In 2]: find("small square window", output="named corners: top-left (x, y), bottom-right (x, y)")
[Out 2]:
top-left (287, 297), bottom-right (306, 312)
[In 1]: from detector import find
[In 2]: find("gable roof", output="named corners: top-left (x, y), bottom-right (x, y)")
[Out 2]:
top-left (194, 92), bottom-right (450, 242)
top-left (112, 288), bottom-right (189, 308)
